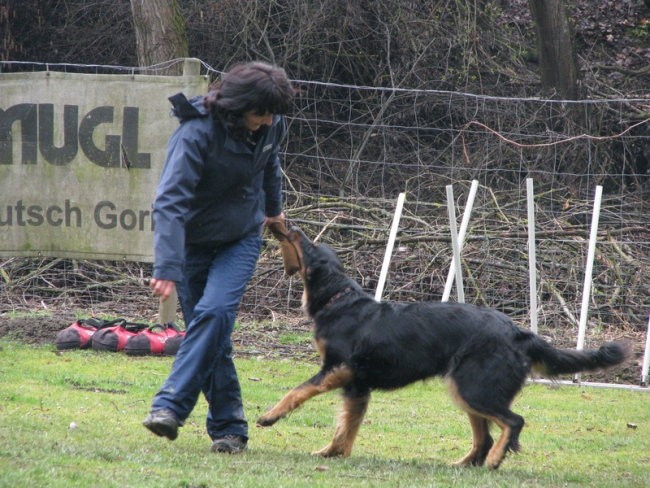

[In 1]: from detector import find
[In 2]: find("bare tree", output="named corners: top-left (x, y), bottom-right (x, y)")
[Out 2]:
top-left (528, 0), bottom-right (580, 100)
top-left (130, 0), bottom-right (188, 75)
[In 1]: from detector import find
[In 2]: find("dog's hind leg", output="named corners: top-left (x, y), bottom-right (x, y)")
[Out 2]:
top-left (450, 382), bottom-right (523, 469)
top-left (313, 389), bottom-right (370, 458)
top-left (482, 408), bottom-right (524, 470)
top-left (447, 367), bottom-right (525, 469)
top-left (257, 365), bottom-right (353, 427)
top-left (452, 413), bottom-right (493, 467)
top-left (448, 342), bottom-right (529, 469)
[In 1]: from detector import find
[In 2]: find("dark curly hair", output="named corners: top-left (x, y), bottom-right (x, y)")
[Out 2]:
top-left (204, 61), bottom-right (296, 140)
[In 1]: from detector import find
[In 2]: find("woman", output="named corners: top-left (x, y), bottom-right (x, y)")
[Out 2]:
top-left (143, 61), bottom-right (295, 453)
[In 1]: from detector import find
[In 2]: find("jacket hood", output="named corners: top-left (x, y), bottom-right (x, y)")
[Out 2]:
top-left (168, 92), bottom-right (209, 122)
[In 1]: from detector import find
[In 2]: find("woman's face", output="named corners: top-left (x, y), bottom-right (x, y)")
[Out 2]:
top-left (242, 110), bottom-right (274, 132)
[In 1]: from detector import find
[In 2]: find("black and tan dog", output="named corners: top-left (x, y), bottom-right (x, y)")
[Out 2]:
top-left (257, 227), bottom-right (630, 469)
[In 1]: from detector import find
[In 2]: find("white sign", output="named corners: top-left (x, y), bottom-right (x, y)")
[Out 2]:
top-left (0, 67), bottom-right (208, 261)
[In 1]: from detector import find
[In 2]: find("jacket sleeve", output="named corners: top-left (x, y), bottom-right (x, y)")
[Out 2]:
top-left (152, 120), bottom-right (208, 282)
top-left (263, 117), bottom-right (288, 218)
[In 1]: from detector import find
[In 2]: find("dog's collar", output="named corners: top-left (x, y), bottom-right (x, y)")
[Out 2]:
top-left (323, 286), bottom-right (355, 309)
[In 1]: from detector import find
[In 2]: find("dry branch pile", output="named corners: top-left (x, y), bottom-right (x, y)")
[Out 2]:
top-left (2, 187), bottom-right (646, 346)
top-left (1, 1), bottom-right (648, 378)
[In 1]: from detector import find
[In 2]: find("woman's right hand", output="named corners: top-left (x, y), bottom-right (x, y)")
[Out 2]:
top-left (149, 278), bottom-right (176, 302)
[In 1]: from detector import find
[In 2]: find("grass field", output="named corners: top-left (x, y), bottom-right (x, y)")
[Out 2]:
top-left (0, 340), bottom-right (647, 487)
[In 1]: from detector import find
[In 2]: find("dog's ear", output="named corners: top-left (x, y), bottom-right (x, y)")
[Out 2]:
top-left (303, 250), bottom-right (342, 286)
top-left (314, 244), bottom-right (345, 272)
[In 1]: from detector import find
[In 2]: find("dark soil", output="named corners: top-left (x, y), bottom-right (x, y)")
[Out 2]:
top-left (0, 311), bottom-right (644, 387)
top-left (0, 311), bottom-right (316, 359)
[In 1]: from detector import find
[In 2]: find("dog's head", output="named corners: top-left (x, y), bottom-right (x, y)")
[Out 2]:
top-left (286, 226), bottom-right (350, 313)
top-left (287, 226), bottom-right (345, 278)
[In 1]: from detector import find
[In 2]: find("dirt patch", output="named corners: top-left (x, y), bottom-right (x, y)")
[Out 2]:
top-left (0, 312), bottom-right (644, 386)
top-left (0, 314), bottom-right (73, 345)
top-left (0, 312), bottom-right (317, 361)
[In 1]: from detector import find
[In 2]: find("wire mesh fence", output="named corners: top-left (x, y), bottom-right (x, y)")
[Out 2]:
top-left (1, 61), bottom-right (648, 383)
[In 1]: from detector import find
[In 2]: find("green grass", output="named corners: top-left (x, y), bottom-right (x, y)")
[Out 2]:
top-left (278, 331), bottom-right (313, 346)
top-left (0, 340), bottom-right (648, 488)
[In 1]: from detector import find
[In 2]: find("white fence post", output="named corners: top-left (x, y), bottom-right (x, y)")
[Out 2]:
top-left (526, 178), bottom-right (539, 334)
top-left (445, 185), bottom-right (465, 303)
top-left (574, 185), bottom-right (603, 383)
top-left (642, 313), bottom-right (650, 386)
top-left (375, 192), bottom-right (406, 302)
top-left (442, 180), bottom-right (478, 303)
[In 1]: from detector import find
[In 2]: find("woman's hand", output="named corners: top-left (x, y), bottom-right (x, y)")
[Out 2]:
top-left (150, 278), bottom-right (176, 302)
top-left (264, 212), bottom-right (286, 228)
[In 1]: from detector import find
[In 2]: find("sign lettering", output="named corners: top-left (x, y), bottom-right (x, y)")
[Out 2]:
top-left (0, 68), bottom-right (208, 261)
top-left (1, 104), bottom-right (151, 168)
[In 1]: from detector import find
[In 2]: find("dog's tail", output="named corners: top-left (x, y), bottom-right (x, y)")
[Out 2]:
top-left (524, 335), bottom-right (631, 376)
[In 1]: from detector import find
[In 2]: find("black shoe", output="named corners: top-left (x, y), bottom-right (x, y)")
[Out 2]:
top-left (210, 435), bottom-right (248, 454)
top-left (143, 409), bottom-right (181, 441)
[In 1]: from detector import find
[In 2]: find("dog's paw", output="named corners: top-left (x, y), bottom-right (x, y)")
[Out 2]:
top-left (452, 457), bottom-right (475, 468)
top-left (486, 452), bottom-right (505, 470)
top-left (256, 415), bottom-right (278, 427)
top-left (312, 444), bottom-right (347, 458)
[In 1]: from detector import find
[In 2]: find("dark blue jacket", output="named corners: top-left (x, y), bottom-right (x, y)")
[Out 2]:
top-left (152, 94), bottom-right (287, 282)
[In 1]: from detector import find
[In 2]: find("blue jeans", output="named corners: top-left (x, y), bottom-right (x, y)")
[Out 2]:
top-left (151, 233), bottom-right (262, 441)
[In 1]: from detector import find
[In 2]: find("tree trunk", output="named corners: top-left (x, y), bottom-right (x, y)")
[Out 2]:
top-left (528, 0), bottom-right (580, 100)
top-left (130, 0), bottom-right (188, 75)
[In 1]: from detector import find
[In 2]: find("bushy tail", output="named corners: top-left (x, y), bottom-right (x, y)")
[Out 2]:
top-left (525, 337), bottom-right (631, 376)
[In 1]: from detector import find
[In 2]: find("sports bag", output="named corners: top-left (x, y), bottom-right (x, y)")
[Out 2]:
top-left (124, 323), bottom-right (185, 356)
top-left (91, 321), bottom-right (148, 352)
top-left (55, 318), bottom-right (125, 350)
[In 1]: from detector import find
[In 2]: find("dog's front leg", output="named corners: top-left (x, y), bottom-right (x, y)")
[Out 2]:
top-left (312, 390), bottom-right (370, 458)
top-left (257, 365), bottom-right (353, 427)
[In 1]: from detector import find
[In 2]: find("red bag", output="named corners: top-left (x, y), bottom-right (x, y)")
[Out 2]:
top-left (124, 323), bottom-right (185, 356)
top-left (91, 321), bottom-right (148, 352)
top-left (55, 318), bottom-right (124, 350)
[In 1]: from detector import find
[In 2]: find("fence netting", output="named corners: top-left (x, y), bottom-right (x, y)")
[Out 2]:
top-left (1, 61), bottom-right (648, 383)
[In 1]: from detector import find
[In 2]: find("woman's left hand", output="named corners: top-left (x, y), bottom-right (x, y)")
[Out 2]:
top-left (264, 212), bottom-right (286, 228)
